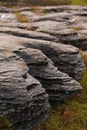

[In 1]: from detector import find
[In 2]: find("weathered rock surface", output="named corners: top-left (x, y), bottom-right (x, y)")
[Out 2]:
top-left (0, 26), bottom-right (58, 42)
top-left (14, 48), bottom-right (82, 101)
top-left (0, 5), bottom-right (86, 130)
top-left (0, 12), bottom-right (17, 23)
top-left (17, 37), bottom-right (84, 80)
top-left (0, 6), bottom-right (12, 13)
top-left (0, 35), bottom-right (84, 80)
top-left (0, 51), bottom-right (50, 130)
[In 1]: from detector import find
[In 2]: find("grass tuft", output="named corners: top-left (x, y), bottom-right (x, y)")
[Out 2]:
top-left (15, 12), bottom-right (29, 23)
top-left (0, 116), bottom-right (12, 130)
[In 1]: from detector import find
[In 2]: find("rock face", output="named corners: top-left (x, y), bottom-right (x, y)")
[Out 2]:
top-left (14, 48), bottom-right (82, 101)
top-left (0, 27), bottom-right (58, 42)
top-left (0, 34), bottom-right (84, 80)
top-left (20, 38), bottom-right (84, 80)
top-left (0, 5), bottom-right (86, 130)
top-left (0, 51), bottom-right (50, 130)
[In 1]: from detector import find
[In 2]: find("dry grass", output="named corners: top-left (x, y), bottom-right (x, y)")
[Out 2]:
top-left (0, 0), bottom-right (87, 7)
top-left (15, 12), bottom-right (29, 23)
top-left (28, 0), bottom-right (71, 6)
top-left (72, 0), bottom-right (87, 5)
top-left (71, 27), bottom-right (85, 31)
top-left (0, 0), bottom-right (71, 7)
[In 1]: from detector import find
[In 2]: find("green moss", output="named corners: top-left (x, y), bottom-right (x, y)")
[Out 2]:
top-left (0, 116), bottom-right (12, 130)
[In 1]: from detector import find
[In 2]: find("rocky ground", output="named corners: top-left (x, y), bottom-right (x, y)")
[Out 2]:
top-left (0, 5), bottom-right (87, 130)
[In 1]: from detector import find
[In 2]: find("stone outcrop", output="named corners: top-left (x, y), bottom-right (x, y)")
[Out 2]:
top-left (0, 51), bottom-right (50, 130)
top-left (0, 27), bottom-right (58, 42)
top-left (0, 35), bottom-right (84, 80)
top-left (14, 48), bottom-right (82, 101)
top-left (0, 5), bottom-right (86, 130)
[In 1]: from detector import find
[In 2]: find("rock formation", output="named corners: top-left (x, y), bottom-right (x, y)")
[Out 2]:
top-left (0, 5), bottom-right (86, 130)
top-left (14, 48), bottom-right (83, 101)
top-left (0, 51), bottom-right (50, 130)
top-left (0, 34), bottom-right (84, 80)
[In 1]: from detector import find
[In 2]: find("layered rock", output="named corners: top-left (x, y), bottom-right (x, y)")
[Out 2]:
top-left (0, 34), bottom-right (83, 102)
top-left (20, 37), bottom-right (84, 80)
top-left (0, 35), bottom-right (84, 80)
top-left (0, 51), bottom-right (50, 130)
top-left (0, 26), bottom-right (58, 42)
top-left (0, 5), bottom-right (86, 130)
top-left (0, 34), bottom-right (84, 100)
top-left (14, 48), bottom-right (82, 101)
top-left (0, 12), bottom-right (17, 23)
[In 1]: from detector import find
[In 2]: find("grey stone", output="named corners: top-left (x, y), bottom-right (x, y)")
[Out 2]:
top-left (0, 6), bottom-right (13, 13)
top-left (17, 37), bottom-right (84, 80)
top-left (0, 35), bottom-right (84, 80)
top-left (30, 20), bottom-right (68, 33)
top-left (0, 51), bottom-right (50, 130)
top-left (0, 5), bottom-right (86, 129)
top-left (14, 7), bottom-right (31, 12)
top-left (0, 23), bottom-right (30, 29)
top-left (14, 48), bottom-right (83, 101)
top-left (0, 26), bottom-right (58, 42)
top-left (60, 33), bottom-right (87, 50)
top-left (0, 13), bottom-right (17, 23)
